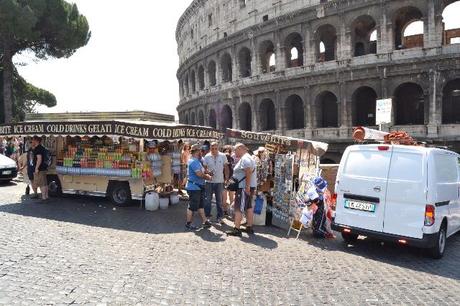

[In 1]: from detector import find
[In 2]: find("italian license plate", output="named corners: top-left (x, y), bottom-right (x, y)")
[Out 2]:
top-left (345, 200), bottom-right (375, 212)
top-left (2, 171), bottom-right (12, 175)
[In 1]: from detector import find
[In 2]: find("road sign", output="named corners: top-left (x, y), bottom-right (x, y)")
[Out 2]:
top-left (376, 98), bottom-right (392, 125)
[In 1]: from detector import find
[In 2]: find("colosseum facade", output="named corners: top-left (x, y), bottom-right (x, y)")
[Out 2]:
top-left (176, 0), bottom-right (460, 162)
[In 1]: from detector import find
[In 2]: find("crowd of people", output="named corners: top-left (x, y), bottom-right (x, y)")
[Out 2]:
top-left (1, 136), bottom-right (50, 201)
top-left (180, 140), bottom-right (334, 239)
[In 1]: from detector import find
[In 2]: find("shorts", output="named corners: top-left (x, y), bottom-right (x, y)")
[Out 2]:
top-left (234, 188), bottom-right (255, 212)
top-left (187, 190), bottom-right (205, 212)
top-left (33, 171), bottom-right (47, 188)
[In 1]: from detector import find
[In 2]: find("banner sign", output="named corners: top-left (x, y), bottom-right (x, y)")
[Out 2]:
top-left (0, 121), bottom-right (223, 140)
top-left (376, 98), bottom-right (392, 125)
top-left (225, 129), bottom-right (328, 156)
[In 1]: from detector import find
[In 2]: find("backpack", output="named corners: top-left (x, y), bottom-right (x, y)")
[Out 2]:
top-left (43, 147), bottom-right (52, 170)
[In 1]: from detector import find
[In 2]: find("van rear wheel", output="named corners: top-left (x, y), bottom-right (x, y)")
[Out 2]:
top-left (108, 182), bottom-right (132, 207)
top-left (428, 225), bottom-right (447, 259)
top-left (341, 232), bottom-right (359, 244)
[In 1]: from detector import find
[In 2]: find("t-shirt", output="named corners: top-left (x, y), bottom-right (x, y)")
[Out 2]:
top-left (233, 153), bottom-right (257, 189)
top-left (186, 157), bottom-right (205, 191)
top-left (33, 144), bottom-right (48, 171)
top-left (203, 152), bottom-right (227, 184)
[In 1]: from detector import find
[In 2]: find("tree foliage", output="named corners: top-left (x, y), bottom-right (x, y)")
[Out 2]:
top-left (0, 0), bottom-right (90, 123)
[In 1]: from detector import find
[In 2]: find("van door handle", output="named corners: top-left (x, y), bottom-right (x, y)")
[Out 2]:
top-left (373, 186), bottom-right (381, 193)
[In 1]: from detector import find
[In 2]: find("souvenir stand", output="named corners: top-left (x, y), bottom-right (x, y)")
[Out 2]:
top-left (225, 129), bottom-right (328, 229)
top-left (0, 120), bottom-right (223, 207)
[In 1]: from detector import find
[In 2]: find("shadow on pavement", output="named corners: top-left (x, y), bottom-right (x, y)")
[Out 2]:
top-left (297, 229), bottom-right (460, 282)
top-left (0, 193), bottom-right (279, 249)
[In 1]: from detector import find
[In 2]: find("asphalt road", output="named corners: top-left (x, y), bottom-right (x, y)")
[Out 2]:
top-left (0, 180), bottom-right (459, 305)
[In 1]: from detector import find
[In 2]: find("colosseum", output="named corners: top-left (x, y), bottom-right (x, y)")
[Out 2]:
top-left (176, 0), bottom-right (460, 162)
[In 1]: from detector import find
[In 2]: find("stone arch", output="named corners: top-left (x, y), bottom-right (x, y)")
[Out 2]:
top-left (315, 24), bottom-right (337, 62)
top-left (220, 53), bottom-right (233, 83)
top-left (239, 102), bottom-right (252, 131)
top-left (285, 95), bottom-right (305, 130)
top-left (198, 65), bottom-right (205, 90)
top-left (190, 112), bottom-right (196, 125)
top-left (190, 70), bottom-right (196, 93)
top-left (352, 86), bottom-right (378, 126)
top-left (259, 99), bottom-right (276, 131)
top-left (259, 40), bottom-right (276, 73)
top-left (394, 82), bottom-right (425, 125)
top-left (393, 6), bottom-right (424, 49)
top-left (442, 1), bottom-right (460, 45)
top-left (238, 47), bottom-right (252, 78)
top-left (184, 113), bottom-right (189, 125)
top-left (285, 32), bottom-right (304, 68)
top-left (316, 91), bottom-right (338, 128)
top-left (184, 74), bottom-right (190, 96)
top-left (220, 105), bottom-right (233, 130)
top-left (198, 110), bottom-right (205, 126)
top-left (351, 15), bottom-right (377, 57)
top-left (208, 60), bottom-right (217, 86)
top-left (442, 78), bottom-right (460, 124)
top-left (208, 109), bottom-right (217, 128)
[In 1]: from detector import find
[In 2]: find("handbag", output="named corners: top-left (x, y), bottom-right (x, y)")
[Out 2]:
top-left (225, 176), bottom-right (246, 192)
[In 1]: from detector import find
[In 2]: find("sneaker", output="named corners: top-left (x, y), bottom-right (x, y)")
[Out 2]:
top-left (202, 221), bottom-right (212, 229)
top-left (245, 226), bottom-right (255, 235)
top-left (25, 186), bottom-right (30, 195)
top-left (185, 223), bottom-right (198, 231)
top-left (226, 228), bottom-right (242, 237)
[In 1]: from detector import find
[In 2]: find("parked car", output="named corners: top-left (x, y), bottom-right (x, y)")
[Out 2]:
top-left (0, 154), bottom-right (18, 183)
top-left (332, 144), bottom-right (460, 259)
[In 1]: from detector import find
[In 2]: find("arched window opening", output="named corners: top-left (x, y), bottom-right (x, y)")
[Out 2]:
top-left (316, 91), bottom-right (338, 128)
top-left (220, 53), bottom-right (233, 83)
top-left (238, 47), bottom-right (252, 78)
top-left (315, 24), bottom-right (337, 62)
top-left (352, 87), bottom-right (377, 126)
top-left (394, 83), bottom-right (425, 125)
top-left (184, 75), bottom-right (189, 96)
top-left (394, 7), bottom-right (424, 49)
top-left (198, 110), bottom-right (205, 126)
top-left (208, 109), bottom-right (217, 128)
top-left (285, 95), bottom-right (305, 130)
top-left (285, 33), bottom-right (304, 68)
top-left (220, 105), bottom-right (233, 130)
top-left (184, 113), bottom-right (189, 125)
top-left (443, 2), bottom-right (460, 45)
top-left (190, 112), bottom-right (196, 125)
top-left (442, 79), bottom-right (460, 124)
top-left (259, 40), bottom-right (276, 73)
top-left (352, 15), bottom-right (377, 57)
top-left (190, 70), bottom-right (196, 93)
top-left (239, 103), bottom-right (252, 131)
top-left (259, 99), bottom-right (276, 131)
top-left (198, 65), bottom-right (205, 90)
top-left (208, 61), bottom-right (217, 86)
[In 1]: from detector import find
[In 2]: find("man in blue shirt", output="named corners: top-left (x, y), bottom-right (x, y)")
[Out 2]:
top-left (186, 144), bottom-right (213, 230)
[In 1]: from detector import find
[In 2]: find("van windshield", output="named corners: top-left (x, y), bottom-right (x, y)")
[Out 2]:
top-left (343, 150), bottom-right (391, 179)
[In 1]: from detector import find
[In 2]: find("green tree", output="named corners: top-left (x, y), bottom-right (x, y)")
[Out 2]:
top-left (0, 0), bottom-right (90, 123)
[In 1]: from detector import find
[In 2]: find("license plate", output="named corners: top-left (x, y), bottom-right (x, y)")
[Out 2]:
top-left (345, 200), bottom-right (375, 212)
top-left (2, 171), bottom-right (12, 175)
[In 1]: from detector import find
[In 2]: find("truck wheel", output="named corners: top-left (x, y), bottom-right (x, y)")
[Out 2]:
top-left (428, 225), bottom-right (447, 259)
top-left (109, 182), bottom-right (132, 207)
top-left (341, 232), bottom-right (359, 244)
top-left (47, 175), bottom-right (62, 197)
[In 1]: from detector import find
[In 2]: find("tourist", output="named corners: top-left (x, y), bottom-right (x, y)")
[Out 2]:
top-left (311, 177), bottom-right (334, 239)
top-left (222, 145), bottom-right (234, 216)
top-left (31, 136), bottom-right (49, 201)
top-left (227, 143), bottom-right (257, 237)
top-left (185, 143), bottom-right (213, 230)
top-left (180, 142), bottom-right (191, 195)
top-left (203, 142), bottom-right (229, 223)
top-left (18, 144), bottom-right (35, 196)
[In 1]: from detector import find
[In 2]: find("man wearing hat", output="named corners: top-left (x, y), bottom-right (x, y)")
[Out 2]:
top-left (185, 144), bottom-right (213, 230)
top-left (311, 177), bottom-right (329, 238)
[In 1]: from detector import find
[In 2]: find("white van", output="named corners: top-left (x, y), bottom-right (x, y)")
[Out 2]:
top-left (332, 144), bottom-right (460, 259)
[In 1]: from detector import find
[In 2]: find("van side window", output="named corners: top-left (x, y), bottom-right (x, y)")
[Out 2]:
top-left (388, 153), bottom-right (423, 181)
top-left (434, 154), bottom-right (458, 183)
top-left (343, 151), bottom-right (391, 179)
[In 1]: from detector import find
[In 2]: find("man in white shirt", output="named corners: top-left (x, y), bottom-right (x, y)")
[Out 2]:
top-left (227, 143), bottom-right (257, 236)
top-left (203, 142), bottom-right (229, 223)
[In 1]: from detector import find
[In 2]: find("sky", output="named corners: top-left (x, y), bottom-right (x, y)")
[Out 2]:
top-left (15, 1), bottom-right (460, 119)
top-left (16, 0), bottom-right (193, 118)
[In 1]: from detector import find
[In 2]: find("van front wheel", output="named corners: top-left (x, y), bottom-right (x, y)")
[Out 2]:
top-left (341, 232), bottom-right (359, 244)
top-left (428, 226), bottom-right (447, 259)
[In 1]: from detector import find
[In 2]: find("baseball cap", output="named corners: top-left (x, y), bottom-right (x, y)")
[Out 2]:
top-left (313, 177), bottom-right (328, 193)
top-left (191, 144), bottom-right (201, 152)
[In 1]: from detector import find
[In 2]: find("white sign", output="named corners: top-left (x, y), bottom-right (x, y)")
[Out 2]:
top-left (376, 98), bottom-right (392, 125)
